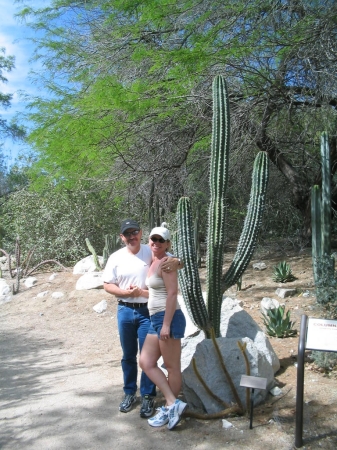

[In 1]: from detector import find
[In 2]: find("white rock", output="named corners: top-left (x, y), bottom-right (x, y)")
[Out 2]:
top-left (25, 277), bottom-right (38, 288)
top-left (49, 273), bottom-right (58, 281)
top-left (37, 291), bottom-right (49, 298)
top-left (51, 292), bottom-right (64, 298)
top-left (0, 294), bottom-right (12, 305)
top-left (76, 272), bottom-right (104, 290)
top-left (73, 255), bottom-right (104, 275)
top-left (0, 279), bottom-right (11, 296)
top-left (269, 386), bottom-right (283, 396)
top-left (222, 419), bottom-right (233, 429)
top-left (93, 300), bottom-right (107, 314)
top-left (261, 297), bottom-right (280, 315)
top-left (252, 262), bottom-right (267, 270)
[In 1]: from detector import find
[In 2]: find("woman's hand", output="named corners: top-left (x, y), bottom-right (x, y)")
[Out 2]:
top-left (160, 324), bottom-right (171, 341)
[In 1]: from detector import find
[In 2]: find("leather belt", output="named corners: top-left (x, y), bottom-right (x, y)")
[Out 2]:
top-left (118, 300), bottom-right (148, 308)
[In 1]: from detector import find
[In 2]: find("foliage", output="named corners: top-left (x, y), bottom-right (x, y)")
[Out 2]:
top-left (16, 0), bottom-right (337, 237)
top-left (1, 181), bottom-right (121, 265)
top-left (262, 306), bottom-right (297, 338)
top-left (0, 48), bottom-right (26, 141)
top-left (272, 261), bottom-right (296, 283)
top-left (311, 351), bottom-right (337, 372)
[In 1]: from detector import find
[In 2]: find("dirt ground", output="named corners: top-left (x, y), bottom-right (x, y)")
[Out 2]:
top-left (1, 243), bottom-right (337, 450)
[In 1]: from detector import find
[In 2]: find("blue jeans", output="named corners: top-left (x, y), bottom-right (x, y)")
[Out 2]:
top-left (117, 304), bottom-right (156, 397)
top-left (148, 309), bottom-right (186, 339)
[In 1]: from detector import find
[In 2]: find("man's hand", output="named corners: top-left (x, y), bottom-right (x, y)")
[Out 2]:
top-left (127, 285), bottom-right (148, 298)
top-left (161, 256), bottom-right (181, 273)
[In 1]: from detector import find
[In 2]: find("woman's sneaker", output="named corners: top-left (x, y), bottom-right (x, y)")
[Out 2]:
top-left (167, 399), bottom-right (187, 430)
top-left (119, 394), bottom-right (137, 413)
top-left (148, 406), bottom-right (169, 427)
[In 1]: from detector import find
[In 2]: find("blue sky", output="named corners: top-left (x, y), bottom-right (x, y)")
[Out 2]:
top-left (0, 0), bottom-right (45, 168)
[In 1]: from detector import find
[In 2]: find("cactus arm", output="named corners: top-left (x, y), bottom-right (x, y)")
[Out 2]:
top-left (85, 238), bottom-right (102, 271)
top-left (206, 75), bottom-right (230, 338)
top-left (176, 197), bottom-right (211, 333)
top-left (222, 151), bottom-right (269, 292)
top-left (311, 185), bottom-right (322, 284)
top-left (321, 131), bottom-right (331, 256)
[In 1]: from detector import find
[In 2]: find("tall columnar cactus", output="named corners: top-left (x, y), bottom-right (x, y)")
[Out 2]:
top-left (311, 132), bottom-right (336, 304)
top-left (176, 75), bottom-right (269, 337)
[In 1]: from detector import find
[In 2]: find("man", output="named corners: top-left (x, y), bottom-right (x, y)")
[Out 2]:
top-left (103, 219), bottom-right (181, 418)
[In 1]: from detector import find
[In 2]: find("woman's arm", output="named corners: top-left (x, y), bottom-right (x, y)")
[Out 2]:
top-left (159, 269), bottom-right (178, 340)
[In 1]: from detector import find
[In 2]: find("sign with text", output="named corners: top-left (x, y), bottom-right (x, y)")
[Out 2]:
top-left (306, 318), bottom-right (337, 352)
top-left (240, 375), bottom-right (267, 390)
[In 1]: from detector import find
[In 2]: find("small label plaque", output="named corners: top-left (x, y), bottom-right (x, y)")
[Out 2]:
top-left (306, 318), bottom-right (337, 352)
top-left (240, 375), bottom-right (267, 390)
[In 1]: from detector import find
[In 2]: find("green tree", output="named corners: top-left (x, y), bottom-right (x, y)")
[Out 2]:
top-left (0, 48), bottom-right (25, 142)
top-left (19, 0), bottom-right (337, 235)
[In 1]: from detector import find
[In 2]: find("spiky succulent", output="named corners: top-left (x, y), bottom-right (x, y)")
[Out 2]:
top-left (272, 261), bottom-right (296, 283)
top-left (262, 306), bottom-right (297, 338)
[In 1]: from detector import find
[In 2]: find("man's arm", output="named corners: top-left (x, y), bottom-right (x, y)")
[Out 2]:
top-left (103, 282), bottom-right (149, 299)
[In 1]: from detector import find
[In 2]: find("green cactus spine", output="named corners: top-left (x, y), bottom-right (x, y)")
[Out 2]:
top-left (176, 75), bottom-right (269, 337)
top-left (103, 234), bottom-right (121, 268)
top-left (311, 132), bottom-right (336, 304)
top-left (85, 238), bottom-right (102, 271)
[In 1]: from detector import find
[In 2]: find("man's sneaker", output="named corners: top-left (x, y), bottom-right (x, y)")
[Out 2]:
top-left (140, 395), bottom-right (155, 418)
top-left (119, 394), bottom-right (137, 413)
top-left (148, 406), bottom-right (169, 427)
top-left (167, 399), bottom-right (187, 430)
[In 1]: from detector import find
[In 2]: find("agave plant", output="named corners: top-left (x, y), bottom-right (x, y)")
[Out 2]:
top-left (272, 261), bottom-right (296, 283)
top-left (262, 306), bottom-right (297, 338)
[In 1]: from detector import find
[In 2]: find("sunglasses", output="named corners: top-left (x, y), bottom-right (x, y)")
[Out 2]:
top-left (123, 230), bottom-right (140, 237)
top-left (151, 236), bottom-right (166, 243)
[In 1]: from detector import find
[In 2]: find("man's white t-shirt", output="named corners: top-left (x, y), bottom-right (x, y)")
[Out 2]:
top-left (103, 244), bottom-right (152, 303)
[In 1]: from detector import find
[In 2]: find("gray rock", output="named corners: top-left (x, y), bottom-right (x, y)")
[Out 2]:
top-left (252, 262), bottom-right (267, 270)
top-left (182, 337), bottom-right (274, 414)
top-left (51, 292), bottom-right (64, 299)
top-left (181, 297), bottom-right (279, 414)
top-left (275, 288), bottom-right (296, 299)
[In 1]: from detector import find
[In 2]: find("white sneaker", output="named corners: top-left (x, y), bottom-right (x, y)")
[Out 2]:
top-left (167, 399), bottom-right (187, 430)
top-left (148, 406), bottom-right (169, 427)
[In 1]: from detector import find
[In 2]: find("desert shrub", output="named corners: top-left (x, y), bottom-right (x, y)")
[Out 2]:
top-left (1, 184), bottom-right (120, 265)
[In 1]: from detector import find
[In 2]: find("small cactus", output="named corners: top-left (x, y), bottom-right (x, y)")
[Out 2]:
top-left (262, 306), bottom-right (297, 338)
top-left (272, 261), bottom-right (296, 283)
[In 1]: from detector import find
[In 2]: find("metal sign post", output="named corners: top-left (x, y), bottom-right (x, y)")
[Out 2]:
top-left (240, 375), bottom-right (267, 429)
top-left (295, 314), bottom-right (337, 448)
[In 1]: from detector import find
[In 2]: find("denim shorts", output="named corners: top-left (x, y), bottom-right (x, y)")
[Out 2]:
top-left (148, 309), bottom-right (186, 339)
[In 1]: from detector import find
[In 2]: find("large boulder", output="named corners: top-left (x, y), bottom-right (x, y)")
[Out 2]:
top-left (181, 297), bottom-right (280, 414)
top-left (182, 336), bottom-right (274, 414)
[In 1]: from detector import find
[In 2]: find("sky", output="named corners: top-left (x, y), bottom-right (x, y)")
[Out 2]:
top-left (0, 0), bottom-right (45, 168)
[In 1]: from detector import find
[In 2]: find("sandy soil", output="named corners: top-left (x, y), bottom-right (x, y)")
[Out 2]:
top-left (1, 244), bottom-right (336, 450)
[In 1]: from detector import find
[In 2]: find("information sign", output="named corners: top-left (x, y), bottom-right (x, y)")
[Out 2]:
top-left (306, 318), bottom-right (337, 352)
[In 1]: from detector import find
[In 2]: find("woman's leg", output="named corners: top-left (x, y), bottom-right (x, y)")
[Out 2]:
top-left (139, 334), bottom-right (176, 405)
top-left (160, 338), bottom-right (182, 399)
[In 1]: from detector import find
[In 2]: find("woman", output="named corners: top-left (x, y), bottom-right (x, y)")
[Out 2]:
top-left (139, 226), bottom-right (187, 430)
